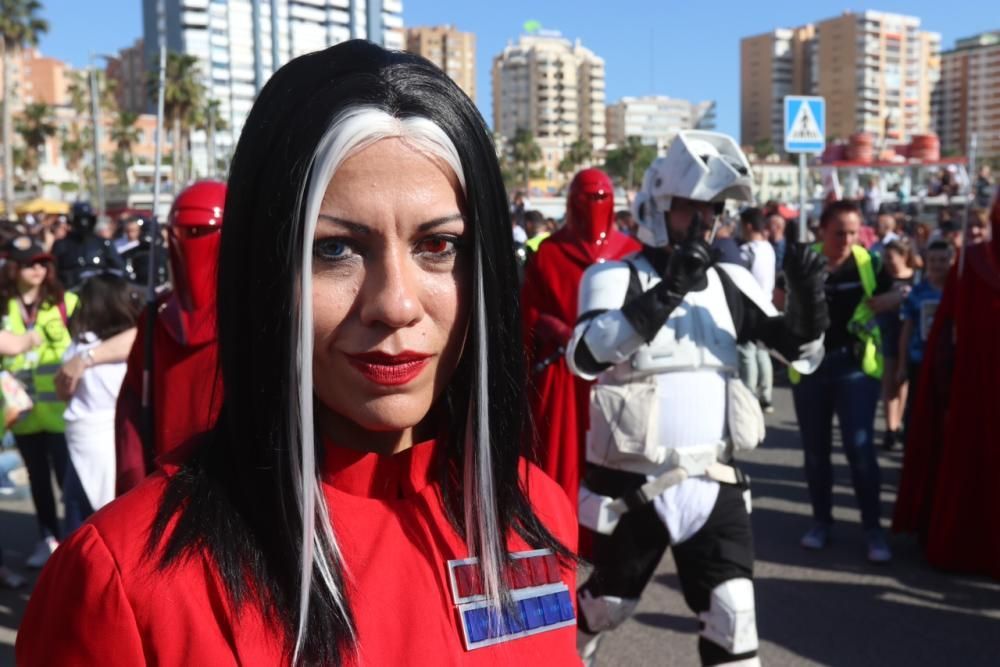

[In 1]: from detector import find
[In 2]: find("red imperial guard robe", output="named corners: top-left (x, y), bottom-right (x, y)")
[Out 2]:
top-left (17, 440), bottom-right (580, 665)
top-left (115, 293), bottom-right (222, 495)
top-left (893, 194), bottom-right (1000, 579)
top-left (521, 169), bottom-right (640, 511)
top-left (115, 180), bottom-right (226, 495)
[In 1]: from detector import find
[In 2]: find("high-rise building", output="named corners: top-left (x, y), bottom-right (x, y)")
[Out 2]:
top-left (740, 11), bottom-right (941, 151)
top-left (740, 26), bottom-right (814, 152)
top-left (405, 25), bottom-right (475, 102)
top-left (492, 31), bottom-right (606, 181)
top-left (939, 31), bottom-right (1000, 161)
top-left (606, 95), bottom-right (716, 152)
top-left (106, 39), bottom-right (148, 115)
top-left (142, 0), bottom-right (405, 178)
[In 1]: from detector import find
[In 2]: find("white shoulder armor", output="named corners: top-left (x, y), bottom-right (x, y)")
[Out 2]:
top-left (566, 258), bottom-right (645, 380)
top-left (716, 262), bottom-right (777, 317)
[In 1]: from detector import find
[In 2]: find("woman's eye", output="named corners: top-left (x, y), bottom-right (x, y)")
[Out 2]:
top-left (314, 238), bottom-right (356, 262)
top-left (416, 236), bottom-right (458, 257)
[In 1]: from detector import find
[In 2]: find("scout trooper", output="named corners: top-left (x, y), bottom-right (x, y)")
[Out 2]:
top-left (566, 131), bottom-right (830, 666)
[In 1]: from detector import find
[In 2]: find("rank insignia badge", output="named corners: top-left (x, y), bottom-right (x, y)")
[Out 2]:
top-left (447, 549), bottom-right (576, 650)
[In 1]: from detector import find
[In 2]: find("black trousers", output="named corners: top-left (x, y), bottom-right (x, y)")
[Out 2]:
top-left (579, 465), bottom-right (756, 665)
top-left (15, 431), bottom-right (69, 540)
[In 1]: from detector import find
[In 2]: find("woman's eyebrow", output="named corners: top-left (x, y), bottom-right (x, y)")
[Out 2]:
top-left (317, 214), bottom-right (370, 235)
top-left (417, 213), bottom-right (465, 232)
top-left (318, 213), bottom-right (465, 234)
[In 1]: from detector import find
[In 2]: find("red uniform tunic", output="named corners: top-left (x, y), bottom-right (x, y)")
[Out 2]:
top-left (521, 227), bottom-right (640, 510)
top-left (17, 440), bottom-right (580, 665)
top-left (115, 294), bottom-right (221, 495)
top-left (893, 243), bottom-right (1000, 579)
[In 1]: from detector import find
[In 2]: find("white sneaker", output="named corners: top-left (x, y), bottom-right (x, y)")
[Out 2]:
top-left (0, 565), bottom-right (26, 589)
top-left (25, 537), bottom-right (59, 568)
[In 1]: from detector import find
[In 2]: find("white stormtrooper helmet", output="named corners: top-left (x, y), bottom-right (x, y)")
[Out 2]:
top-left (632, 131), bottom-right (755, 247)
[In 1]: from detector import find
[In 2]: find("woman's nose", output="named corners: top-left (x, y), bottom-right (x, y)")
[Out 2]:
top-left (358, 248), bottom-right (423, 329)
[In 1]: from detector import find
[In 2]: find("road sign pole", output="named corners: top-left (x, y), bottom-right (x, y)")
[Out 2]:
top-left (784, 95), bottom-right (826, 245)
top-left (798, 152), bottom-right (807, 243)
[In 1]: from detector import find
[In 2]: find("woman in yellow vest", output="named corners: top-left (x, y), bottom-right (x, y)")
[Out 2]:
top-left (791, 201), bottom-right (903, 564)
top-left (1, 236), bottom-right (78, 568)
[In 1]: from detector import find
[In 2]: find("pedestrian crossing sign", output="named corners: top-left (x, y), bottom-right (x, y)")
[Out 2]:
top-left (784, 96), bottom-right (825, 153)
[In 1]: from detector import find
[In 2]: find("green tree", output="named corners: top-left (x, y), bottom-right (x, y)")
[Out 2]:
top-left (189, 98), bottom-right (228, 178)
top-left (557, 138), bottom-right (593, 183)
top-left (151, 52), bottom-right (205, 188)
top-left (60, 125), bottom-right (86, 181)
top-left (753, 138), bottom-right (775, 159)
top-left (603, 136), bottom-right (656, 190)
top-left (1, 0), bottom-right (48, 214)
top-left (109, 110), bottom-right (141, 183)
top-left (14, 101), bottom-right (56, 193)
top-left (510, 128), bottom-right (543, 189)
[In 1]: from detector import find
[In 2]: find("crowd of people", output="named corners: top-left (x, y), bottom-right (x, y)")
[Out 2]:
top-left (0, 184), bottom-right (222, 593)
top-left (0, 38), bottom-right (996, 666)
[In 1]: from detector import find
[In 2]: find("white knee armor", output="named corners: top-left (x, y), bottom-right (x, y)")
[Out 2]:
top-left (699, 578), bottom-right (759, 656)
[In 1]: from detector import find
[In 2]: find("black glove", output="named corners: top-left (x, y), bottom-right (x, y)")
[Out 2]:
top-left (783, 243), bottom-right (830, 340)
top-left (621, 213), bottom-right (714, 342)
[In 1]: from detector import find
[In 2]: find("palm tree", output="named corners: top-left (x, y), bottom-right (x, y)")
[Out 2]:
top-left (109, 110), bottom-right (140, 183)
top-left (188, 98), bottom-right (228, 178)
top-left (152, 52), bottom-right (205, 188)
top-left (557, 138), bottom-right (593, 184)
top-left (1, 0), bottom-right (48, 215)
top-left (510, 128), bottom-right (542, 190)
top-left (60, 125), bottom-right (86, 179)
top-left (14, 101), bottom-right (56, 193)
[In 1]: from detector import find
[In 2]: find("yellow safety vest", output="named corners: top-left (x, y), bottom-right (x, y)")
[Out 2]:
top-left (790, 244), bottom-right (882, 383)
top-left (2, 292), bottom-right (79, 434)
top-left (525, 232), bottom-right (551, 253)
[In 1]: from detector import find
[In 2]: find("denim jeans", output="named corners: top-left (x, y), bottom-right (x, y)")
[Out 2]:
top-left (62, 459), bottom-right (94, 535)
top-left (14, 431), bottom-right (69, 540)
top-left (791, 348), bottom-right (883, 530)
top-left (738, 342), bottom-right (773, 404)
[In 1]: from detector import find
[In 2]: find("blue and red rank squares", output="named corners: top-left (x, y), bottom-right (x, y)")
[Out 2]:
top-left (448, 549), bottom-right (576, 651)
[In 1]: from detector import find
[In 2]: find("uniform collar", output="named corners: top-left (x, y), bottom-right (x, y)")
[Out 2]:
top-left (320, 439), bottom-right (441, 500)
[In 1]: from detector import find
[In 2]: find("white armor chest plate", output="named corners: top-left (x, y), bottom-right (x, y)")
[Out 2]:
top-left (611, 261), bottom-right (738, 382)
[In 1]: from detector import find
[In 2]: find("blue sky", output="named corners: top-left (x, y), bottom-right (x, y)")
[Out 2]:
top-left (36, 0), bottom-right (991, 137)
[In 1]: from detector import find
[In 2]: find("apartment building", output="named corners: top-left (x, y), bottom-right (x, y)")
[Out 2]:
top-left (939, 31), bottom-right (1000, 160)
top-left (741, 11), bottom-right (941, 151)
top-left (606, 95), bottom-right (716, 152)
top-left (492, 31), bottom-right (606, 181)
top-left (405, 25), bottom-right (475, 102)
top-left (0, 47), bottom-right (69, 111)
top-left (106, 39), bottom-right (148, 115)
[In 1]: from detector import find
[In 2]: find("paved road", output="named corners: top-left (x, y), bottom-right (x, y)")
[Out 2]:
top-left (2, 385), bottom-right (999, 666)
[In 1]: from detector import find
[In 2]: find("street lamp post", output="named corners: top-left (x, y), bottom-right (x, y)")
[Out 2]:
top-left (88, 59), bottom-right (106, 217)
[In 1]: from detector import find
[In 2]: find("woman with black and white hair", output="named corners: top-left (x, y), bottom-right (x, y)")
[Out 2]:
top-left (18, 41), bottom-right (577, 665)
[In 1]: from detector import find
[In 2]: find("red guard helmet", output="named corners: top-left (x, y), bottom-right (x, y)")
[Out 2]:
top-left (168, 180), bottom-right (226, 312)
top-left (566, 168), bottom-right (615, 246)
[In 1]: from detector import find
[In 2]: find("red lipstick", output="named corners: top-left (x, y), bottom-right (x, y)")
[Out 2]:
top-left (346, 350), bottom-right (432, 386)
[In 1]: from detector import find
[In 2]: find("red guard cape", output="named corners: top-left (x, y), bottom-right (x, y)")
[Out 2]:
top-left (893, 243), bottom-right (1000, 579)
top-left (520, 228), bottom-right (640, 513)
top-left (114, 293), bottom-right (222, 495)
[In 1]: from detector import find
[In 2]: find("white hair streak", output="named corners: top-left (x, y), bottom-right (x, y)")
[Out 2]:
top-left (291, 106), bottom-right (485, 663)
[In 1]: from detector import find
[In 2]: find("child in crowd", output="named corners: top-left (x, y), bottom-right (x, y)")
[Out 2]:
top-left (897, 240), bottom-right (954, 436)
top-left (61, 274), bottom-right (142, 533)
